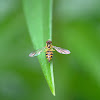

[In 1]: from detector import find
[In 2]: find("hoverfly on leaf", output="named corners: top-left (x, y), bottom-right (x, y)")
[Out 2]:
top-left (29, 40), bottom-right (71, 62)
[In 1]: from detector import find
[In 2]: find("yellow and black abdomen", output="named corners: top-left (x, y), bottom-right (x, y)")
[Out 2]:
top-left (46, 51), bottom-right (53, 62)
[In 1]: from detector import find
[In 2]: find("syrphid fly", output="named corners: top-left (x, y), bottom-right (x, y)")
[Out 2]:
top-left (29, 40), bottom-right (71, 62)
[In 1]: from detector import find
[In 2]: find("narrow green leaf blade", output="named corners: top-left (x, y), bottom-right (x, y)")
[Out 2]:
top-left (23, 0), bottom-right (55, 95)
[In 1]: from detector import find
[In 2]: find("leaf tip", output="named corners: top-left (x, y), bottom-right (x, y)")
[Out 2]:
top-left (51, 89), bottom-right (55, 96)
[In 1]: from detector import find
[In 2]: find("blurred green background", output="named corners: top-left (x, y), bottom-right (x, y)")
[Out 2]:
top-left (0, 0), bottom-right (100, 100)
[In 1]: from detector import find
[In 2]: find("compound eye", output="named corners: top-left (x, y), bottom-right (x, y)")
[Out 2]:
top-left (46, 40), bottom-right (52, 44)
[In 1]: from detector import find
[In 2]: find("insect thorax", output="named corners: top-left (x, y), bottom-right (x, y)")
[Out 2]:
top-left (46, 43), bottom-right (52, 49)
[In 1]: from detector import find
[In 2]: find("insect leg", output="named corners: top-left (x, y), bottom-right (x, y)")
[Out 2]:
top-left (44, 46), bottom-right (48, 52)
top-left (51, 48), bottom-right (55, 51)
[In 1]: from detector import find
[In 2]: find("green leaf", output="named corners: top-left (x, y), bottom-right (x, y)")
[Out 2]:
top-left (23, 0), bottom-right (55, 96)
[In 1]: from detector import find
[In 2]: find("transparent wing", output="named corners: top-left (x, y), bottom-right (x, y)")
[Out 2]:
top-left (53, 46), bottom-right (71, 54)
top-left (29, 47), bottom-right (46, 57)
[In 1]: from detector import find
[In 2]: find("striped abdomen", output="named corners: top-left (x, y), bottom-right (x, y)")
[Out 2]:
top-left (46, 51), bottom-right (53, 62)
